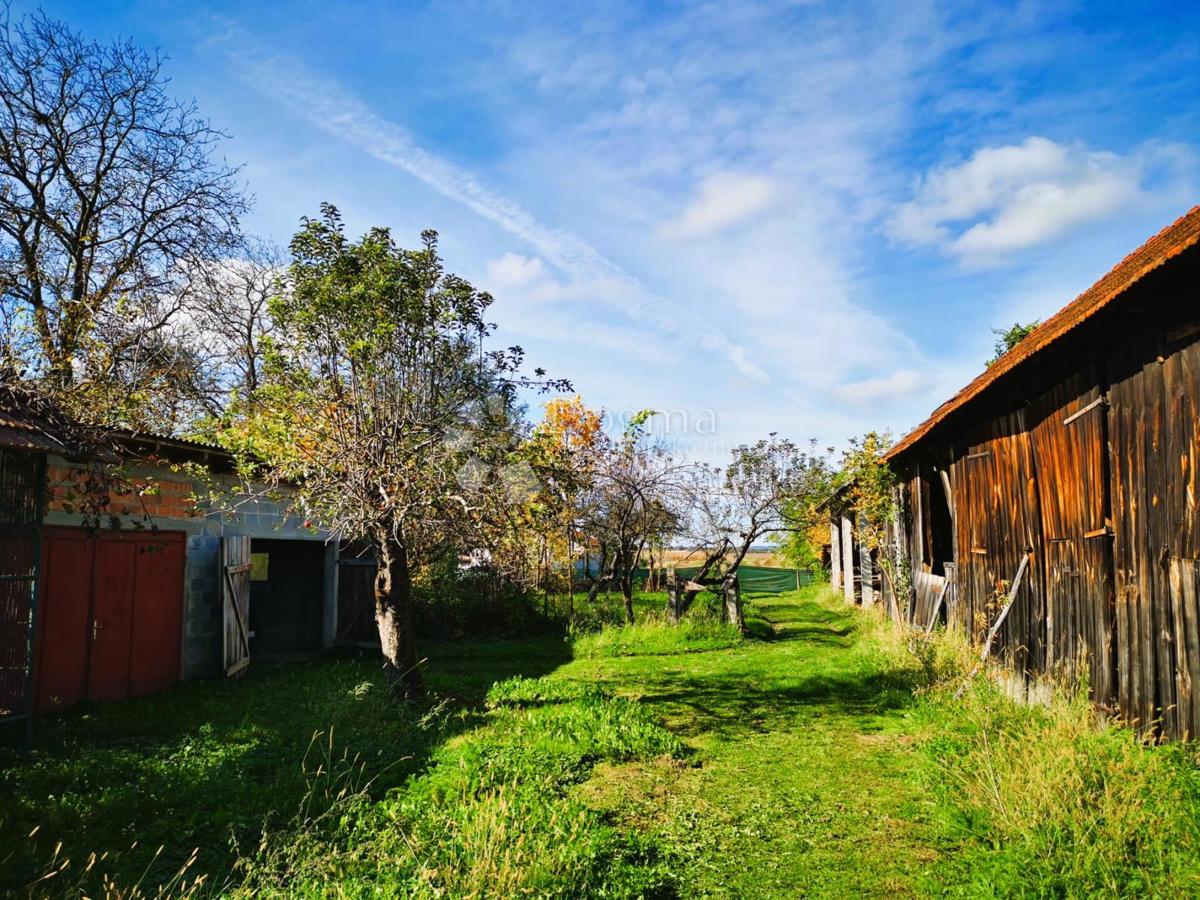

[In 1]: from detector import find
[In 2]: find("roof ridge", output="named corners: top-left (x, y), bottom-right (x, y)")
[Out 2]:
top-left (886, 204), bottom-right (1200, 460)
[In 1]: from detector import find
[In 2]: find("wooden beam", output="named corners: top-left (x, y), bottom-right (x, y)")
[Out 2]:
top-left (841, 516), bottom-right (854, 603)
top-left (1063, 395), bottom-right (1108, 427)
top-left (956, 553), bottom-right (1031, 697)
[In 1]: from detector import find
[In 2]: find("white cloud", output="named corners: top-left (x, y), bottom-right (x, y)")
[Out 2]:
top-left (834, 369), bottom-right (931, 406)
top-left (485, 252), bottom-right (545, 289)
top-left (658, 173), bottom-right (775, 239)
top-left (888, 137), bottom-right (1148, 266)
top-left (215, 27), bottom-right (770, 384)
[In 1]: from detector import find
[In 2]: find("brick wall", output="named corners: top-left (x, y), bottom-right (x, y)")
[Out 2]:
top-left (45, 461), bottom-right (198, 522)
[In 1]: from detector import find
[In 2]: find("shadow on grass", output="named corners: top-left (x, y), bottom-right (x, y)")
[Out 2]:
top-left (621, 595), bottom-right (920, 741)
top-left (0, 633), bottom-right (572, 896)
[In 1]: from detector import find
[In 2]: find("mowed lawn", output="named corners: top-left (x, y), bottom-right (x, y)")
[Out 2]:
top-left (1, 588), bottom-right (938, 897)
top-left (566, 591), bottom-right (936, 897)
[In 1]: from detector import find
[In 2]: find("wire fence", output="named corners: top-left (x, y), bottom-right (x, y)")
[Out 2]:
top-left (631, 564), bottom-right (818, 594)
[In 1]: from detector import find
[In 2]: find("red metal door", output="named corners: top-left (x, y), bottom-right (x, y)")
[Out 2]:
top-left (34, 530), bottom-right (93, 711)
top-left (129, 536), bottom-right (185, 696)
top-left (35, 528), bottom-right (186, 712)
top-left (88, 539), bottom-right (136, 702)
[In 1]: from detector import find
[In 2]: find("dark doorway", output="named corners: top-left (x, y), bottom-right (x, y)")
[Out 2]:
top-left (248, 539), bottom-right (325, 656)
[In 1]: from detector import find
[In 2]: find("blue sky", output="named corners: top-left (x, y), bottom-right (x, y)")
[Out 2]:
top-left (27, 0), bottom-right (1200, 459)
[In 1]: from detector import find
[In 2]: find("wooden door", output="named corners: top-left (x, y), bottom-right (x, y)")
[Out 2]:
top-left (1029, 372), bottom-right (1116, 703)
top-left (35, 529), bottom-right (186, 712)
top-left (222, 536), bottom-right (252, 676)
top-left (336, 555), bottom-right (378, 645)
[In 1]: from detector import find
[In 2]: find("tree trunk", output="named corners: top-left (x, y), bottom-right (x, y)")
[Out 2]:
top-left (621, 572), bottom-right (635, 624)
top-left (374, 540), bottom-right (425, 700)
top-left (723, 574), bottom-right (746, 634)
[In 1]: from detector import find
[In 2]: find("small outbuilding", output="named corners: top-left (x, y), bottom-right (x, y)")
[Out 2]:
top-left (0, 406), bottom-right (361, 723)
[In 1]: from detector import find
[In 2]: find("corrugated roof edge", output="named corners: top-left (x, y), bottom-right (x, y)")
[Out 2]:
top-left (885, 204), bottom-right (1200, 462)
top-left (99, 425), bottom-right (231, 456)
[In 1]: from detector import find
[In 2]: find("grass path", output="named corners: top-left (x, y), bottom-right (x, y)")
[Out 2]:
top-left (563, 589), bottom-right (939, 897)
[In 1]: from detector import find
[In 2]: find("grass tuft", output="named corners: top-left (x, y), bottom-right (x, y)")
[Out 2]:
top-left (903, 637), bottom-right (1200, 896)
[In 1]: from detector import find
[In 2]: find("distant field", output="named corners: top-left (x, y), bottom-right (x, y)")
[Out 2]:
top-left (661, 547), bottom-right (785, 568)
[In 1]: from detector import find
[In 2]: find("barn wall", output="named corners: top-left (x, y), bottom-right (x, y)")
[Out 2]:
top-left (1026, 369), bottom-right (1115, 702)
top-left (951, 410), bottom-right (1046, 676)
top-left (890, 247), bottom-right (1200, 738)
top-left (1107, 309), bottom-right (1200, 738)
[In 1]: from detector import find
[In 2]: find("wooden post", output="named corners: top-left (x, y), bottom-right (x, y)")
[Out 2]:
top-left (830, 521), bottom-right (842, 590)
top-left (666, 568), bottom-right (681, 624)
top-left (841, 516), bottom-right (855, 603)
top-left (859, 516), bottom-right (874, 608)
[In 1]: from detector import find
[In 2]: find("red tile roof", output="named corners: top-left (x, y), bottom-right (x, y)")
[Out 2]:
top-left (886, 204), bottom-right (1200, 461)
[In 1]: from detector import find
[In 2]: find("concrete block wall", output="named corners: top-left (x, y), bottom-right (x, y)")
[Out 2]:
top-left (182, 531), bottom-right (221, 680)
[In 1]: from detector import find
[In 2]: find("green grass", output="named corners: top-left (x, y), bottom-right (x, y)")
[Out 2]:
top-left (572, 616), bottom-right (746, 658)
top-left (563, 588), bottom-right (936, 897)
top-left (4, 586), bottom-right (1199, 897)
top-left (0, 636), bottom-right (572, 896)
top-left (913, 676), bottom-right (1200, 897)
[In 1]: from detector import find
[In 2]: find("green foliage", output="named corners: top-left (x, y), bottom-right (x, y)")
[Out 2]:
top-left (774, 527), bottom-right (826, 573)
top-left (412, 551), bottom-right (556, 639)
top-left (838, 430), bottom-right (896, 554)
top-left (986, 320), bottom-right (1041, 367)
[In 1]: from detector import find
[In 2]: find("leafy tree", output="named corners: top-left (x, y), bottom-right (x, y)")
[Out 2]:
top-left (690, 436), bottom-right (833, 629)
top-left (0, 9), bottom-right (247, 427)
top-left (837, 430), bottom-right (906, 616)
top-left (523, 396), bottom-right (606, 611)
top-left (986, 320), bottom-right (1040, 367)
top-left (230, 205), bottom-right (563, 698)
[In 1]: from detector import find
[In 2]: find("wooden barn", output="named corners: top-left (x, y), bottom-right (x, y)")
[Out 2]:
top-left (884, 204), bottom-right (1200, 739)
top-left (0, 402), bottom-right (356, 724)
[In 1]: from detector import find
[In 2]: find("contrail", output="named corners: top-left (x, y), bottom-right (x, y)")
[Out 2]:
top-left (213, 25), bottom-right (770, 382)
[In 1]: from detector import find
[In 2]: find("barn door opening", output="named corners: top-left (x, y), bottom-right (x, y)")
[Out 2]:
top-left (222, 536), bottom-right (252, 676)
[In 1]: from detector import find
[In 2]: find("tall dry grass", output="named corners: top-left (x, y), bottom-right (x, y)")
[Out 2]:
top-left (869, 606), bottom-right (1200, 897)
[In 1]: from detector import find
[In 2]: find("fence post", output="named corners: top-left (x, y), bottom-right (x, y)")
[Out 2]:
top-left (841, 515), bottom-right (855, 603)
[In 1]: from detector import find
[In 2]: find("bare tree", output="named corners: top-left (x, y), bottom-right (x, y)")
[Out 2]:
top-left (579, 423), bottom-right (689, 623)
top-left (0, 9), bottom-right (247, 423)
top-left (185, 238), bottom-right (283, 412)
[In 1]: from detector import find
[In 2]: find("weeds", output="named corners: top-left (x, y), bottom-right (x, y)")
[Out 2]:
top-left (899, 629), bottom-right (1200, 896)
